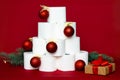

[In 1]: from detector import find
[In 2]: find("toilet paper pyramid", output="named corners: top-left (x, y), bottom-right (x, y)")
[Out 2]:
top-left (24, 6), bottom-right (88, 72)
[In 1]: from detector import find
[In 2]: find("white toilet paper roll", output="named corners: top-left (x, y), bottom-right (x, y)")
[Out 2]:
top-left (24, 52), bottom-right (40, 70)
top-left (47, 7), bottom-right (66, 23)
top-left (56, 54), bottom-right (75, 71)
top-left (38, 22), bottom-right (54, 39)
top-left (65, 37), bottom-right (80, 54)
top-left (75, 51), bottom-right (88, 65)
top-left (52, 22), bottom-right (64, 39)
top-left (32, 37), bottom-right (46, 56)
top-left (39, 54), bottom-right (57, 72)
top-left (46, 39), bottom-right (65, 56)
top-left (53, 22), bottom-right (76, 39)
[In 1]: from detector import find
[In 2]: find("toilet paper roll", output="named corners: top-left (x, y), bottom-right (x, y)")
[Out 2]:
top-left (53, 22), bottom-right (76, 39)
top-left (75, 51), bottom-right (88, 65)
top-left (39, 54), bottom-right (57, 72)
top-left (65, 37), bottom-right (80, 54)
top-left (38, 22), bottom-right (54, 39)
top-left (56, 54), bottom-right (75, 71)
top-left (46, 39), bottom-right (65, 56)
top-left (24, 52), bottom-right (40, 70)
top-left (52, 22), bottom-right (64, 39)
top-left (32, 37), bottom-right (46, 56)
top-left (47, 7), bottom-right (66, 23)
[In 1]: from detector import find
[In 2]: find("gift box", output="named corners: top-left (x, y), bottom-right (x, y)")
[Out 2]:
top-left (85, 63), bottom-right (115, 75)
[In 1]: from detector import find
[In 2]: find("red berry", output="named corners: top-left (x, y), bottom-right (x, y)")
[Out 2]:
top-left (64, 26), bottom-right (74, 37)
top-left (39, 10), bottom-right (49, 19)
top-left (30, 57), bottom-right (41, 68)
top-left (46, 42), bottom-right (57, 53)
top-left (23, 40), bottom-right (32, 51)
top-left (75, 60), bottom-right (85, 71)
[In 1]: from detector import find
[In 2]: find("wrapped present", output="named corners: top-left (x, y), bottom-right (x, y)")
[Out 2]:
top-left (85, 63), bottom-right (115, 75)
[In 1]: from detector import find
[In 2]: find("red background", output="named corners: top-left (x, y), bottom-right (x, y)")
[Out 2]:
top-left (0, 0), bottom-right (120, 80)
top-left (0, 0), bottom-right (120, 55)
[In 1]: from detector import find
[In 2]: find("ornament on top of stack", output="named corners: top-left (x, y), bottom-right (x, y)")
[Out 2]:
top-left (23, 5), bottom-right (88, 72)
top-left (39, 5), bottom-right (49, 19)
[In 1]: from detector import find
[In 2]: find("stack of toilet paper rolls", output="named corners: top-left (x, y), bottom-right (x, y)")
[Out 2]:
top-left (24, 6), bottom-right (88, 72)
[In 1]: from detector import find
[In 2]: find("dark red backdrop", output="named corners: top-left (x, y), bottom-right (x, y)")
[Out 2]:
top-left (0, 0), bottom-right (120, 56)
top-left (0, 0), bottom-right (120, 80)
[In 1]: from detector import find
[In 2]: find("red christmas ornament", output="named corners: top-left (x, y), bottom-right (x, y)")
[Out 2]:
top-left (23, 39), bottom-right (32, 51)
top-left (30, 57), bottom-right (41, 68)
top-left (46, 42), bottom-right (57, 53)
top-left (39, 10), bottom-right (49, 19)
top-left (75, 60), bottom-right (85, 71)
top-left (64, 26), bottom-right (74, 37)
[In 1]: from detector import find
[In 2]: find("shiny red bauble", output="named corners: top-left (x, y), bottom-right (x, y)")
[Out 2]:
top-left (22, 40), bottom-right (32, 51)
top-left (30, 57), bottom-right (41, 68)
top-left (46, 42), bottom-right (57, 53)
top-left (75, 60), bottom-right (85, 71)
top-left (39, 10), bottom-right (49, 19)
top-left (64, 26), bottom-right (74, 37)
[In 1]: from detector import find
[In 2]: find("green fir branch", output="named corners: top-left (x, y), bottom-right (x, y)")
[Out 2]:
top-left (89, 51), bottom-right (114, 62)
top-left (0, 48), bottom-right (24, 66)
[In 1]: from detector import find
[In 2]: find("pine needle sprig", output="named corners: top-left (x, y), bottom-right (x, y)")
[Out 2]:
top-left (0, 48), bottom-right (24, 66)
top-left (89, 51), bottom-right (114, 62)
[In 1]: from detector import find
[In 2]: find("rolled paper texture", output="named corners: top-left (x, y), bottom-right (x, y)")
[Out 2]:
top-left (56, 54), bottom-right (75, 71)
top-left (47, 7), bottom-right (66, 23)
top-left (38, 22), bottom-right (54, 39)
top-left (32, 37), bottom-right (46, 56)
top-left (52, 22), bottom-right (65, 39)
top-left (65, 37), bottom-right (80, 54)
top-left (75, 51), bottom-right (88, 65)
top-left (24, 52), bottom-right (40, 70)
top-left (39, 54), bottom-right (57, 72)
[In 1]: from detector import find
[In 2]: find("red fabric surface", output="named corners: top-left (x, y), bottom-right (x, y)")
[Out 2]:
top-left (0, 56), bottom-right (120, 80)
